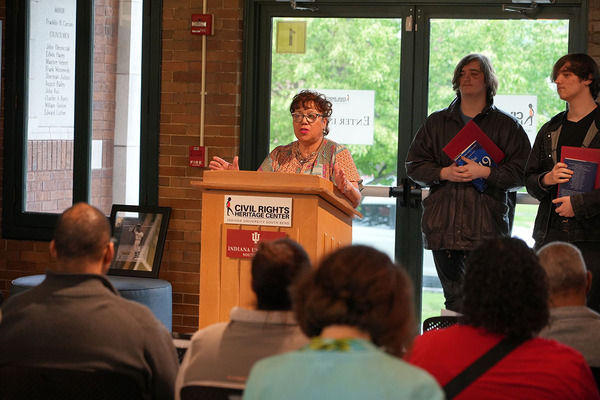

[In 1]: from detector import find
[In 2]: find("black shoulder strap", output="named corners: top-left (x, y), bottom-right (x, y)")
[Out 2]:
top-left (444, 336), bottom-right (525, 399)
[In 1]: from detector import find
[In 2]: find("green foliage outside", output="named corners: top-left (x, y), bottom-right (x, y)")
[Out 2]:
top-left (428, 19), bottom-right (569, 125)
top-left (270, 17), bottom-right (569, 186)
top-left (421, 289), bottom-right (447, 323)
top-left (514, 203), bottom-right (538, 231)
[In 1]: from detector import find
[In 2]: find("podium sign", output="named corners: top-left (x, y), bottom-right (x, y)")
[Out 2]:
top-left (223, 195), bottom-right (292, 226)
top-left (226, 229), bottom-right (287, 259)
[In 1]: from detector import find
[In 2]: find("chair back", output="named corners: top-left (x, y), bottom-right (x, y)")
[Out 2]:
top-left (0, 365), bottom-right (147, 400)
top-left (172, 332), bottom-right (193, 364)
top-left (422, 315), bottom-right (459, 332)
top-left (591, 366), bottom-right (600, 391)
top-left (180, 384), bottom-right (244, 400)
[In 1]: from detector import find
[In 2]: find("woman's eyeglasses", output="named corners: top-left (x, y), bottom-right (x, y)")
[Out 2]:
top-left (291, 112), bottom-right (323, 124)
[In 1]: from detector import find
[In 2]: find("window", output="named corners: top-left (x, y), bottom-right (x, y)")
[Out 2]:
top-left (3, 0), bottom-right (162, 240)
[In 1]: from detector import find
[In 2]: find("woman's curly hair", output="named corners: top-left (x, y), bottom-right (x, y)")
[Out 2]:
top-left (461, 237), bottom-right (549, 340)
top-left (293, 245), bottom-right (415, 357)
top-left (289, 90), bottom-right (333, 135)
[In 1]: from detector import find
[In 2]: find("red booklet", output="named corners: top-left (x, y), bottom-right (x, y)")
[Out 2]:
top-left (558, 146), bottom-right (600, 195)
top-left (443, 120), bottom-right (505, 164)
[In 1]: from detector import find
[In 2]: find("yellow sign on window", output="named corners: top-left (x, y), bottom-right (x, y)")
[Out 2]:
top-left (276, 21), bottom-right (307, 54)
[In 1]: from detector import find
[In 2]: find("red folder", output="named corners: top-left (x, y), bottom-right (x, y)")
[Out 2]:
top-left (560, 146), bottom-right (600, 190)
top-left (443, 120), bottom-right (505, 164)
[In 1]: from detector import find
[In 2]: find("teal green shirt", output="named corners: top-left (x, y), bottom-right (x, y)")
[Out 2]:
top-left (244, 338), bottom-right (443, 400)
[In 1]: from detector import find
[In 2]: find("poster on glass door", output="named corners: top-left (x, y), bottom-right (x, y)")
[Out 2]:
top-left (306, 88), bottom-right (375, 145)
top-left (494, 95), bottom-right (538, 145)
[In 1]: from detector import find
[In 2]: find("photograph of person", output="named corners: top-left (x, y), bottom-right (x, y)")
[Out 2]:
top-left (112, 212), bottom-right (163, 272)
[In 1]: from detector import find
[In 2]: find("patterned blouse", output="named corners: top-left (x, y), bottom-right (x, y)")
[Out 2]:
top-left (258, 138), bottom-right (362, 189)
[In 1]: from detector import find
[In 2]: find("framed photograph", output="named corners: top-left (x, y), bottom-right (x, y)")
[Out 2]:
top-left (108, 204), bottom-right (171, 278)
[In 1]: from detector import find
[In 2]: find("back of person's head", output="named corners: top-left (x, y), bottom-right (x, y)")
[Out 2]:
top-left (53, 202), bottom-right (111, 268)
top-left (294, 245), bottom-right (415, 357)
top-left (537, 241), bottom-right (588, 299)
top-left (552, 53), bottom-right (600, 99)
top-left (251, 238), bottom-right (312, 311)
top-left (461, 237), bottom-right (549, 340)
top-left (452, 53), bottom-right (499, 101)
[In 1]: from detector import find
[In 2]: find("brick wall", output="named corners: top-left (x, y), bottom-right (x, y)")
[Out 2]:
top-left (160, 0), bottom-right (243, 332)
top-left (0, 1), bottom-right (599, 334)
top-left (91, 0), bottom-right (119, 215)
top-left (590, 0), bottom-right (600, 64)
top-left (26, 140), bottom-right (74, 213)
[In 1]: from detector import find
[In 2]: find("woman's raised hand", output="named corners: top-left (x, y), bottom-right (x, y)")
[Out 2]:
top-left (333, 163), bottom-right (361, 208)
top-left (209, 156), bottom-right (239, 171)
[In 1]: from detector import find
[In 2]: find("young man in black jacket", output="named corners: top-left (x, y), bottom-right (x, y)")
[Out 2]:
top-left (406, 53), bottom-right (531, 312)
top-left (525, 53), bottom-right (600, 313)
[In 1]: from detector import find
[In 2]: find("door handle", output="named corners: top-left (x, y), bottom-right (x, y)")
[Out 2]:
top-left (392, 178), bottom-right (422, 208)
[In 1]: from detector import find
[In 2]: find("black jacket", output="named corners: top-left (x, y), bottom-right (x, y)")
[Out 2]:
top-left (405, 98), bottom-right (531, 250)
top-left (524, 107), bottom-right (600, 245)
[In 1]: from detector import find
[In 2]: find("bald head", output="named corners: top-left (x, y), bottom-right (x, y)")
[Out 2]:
top-left (537, 242), bottom-right (588, 301)
top-left (51, 203), bottom-right (112, 272)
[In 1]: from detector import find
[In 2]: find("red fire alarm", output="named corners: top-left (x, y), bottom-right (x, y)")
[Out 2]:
top-left (191, 14), bottom-right (214, 35)
top-left (189, 146), bottom-right (206, 167)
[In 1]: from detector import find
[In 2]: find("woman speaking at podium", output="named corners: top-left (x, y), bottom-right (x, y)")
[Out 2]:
top-left (209, 90), bottom-right (362, 208)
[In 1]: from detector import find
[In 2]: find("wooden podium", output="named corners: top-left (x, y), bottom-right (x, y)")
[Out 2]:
top-left (192, 170), bottom-right (360, 328)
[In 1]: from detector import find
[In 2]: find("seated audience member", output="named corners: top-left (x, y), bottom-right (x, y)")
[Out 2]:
top-left (243, 245), bottom-right (444, 400)
top-left (0, 203), bottom-right (179, 400)
top-left (537, 241), bottom-right (600, 368)
top-left (407, 237), bottom-right (599, 399)
top-left (175, 238), bottom-right (311, 398)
